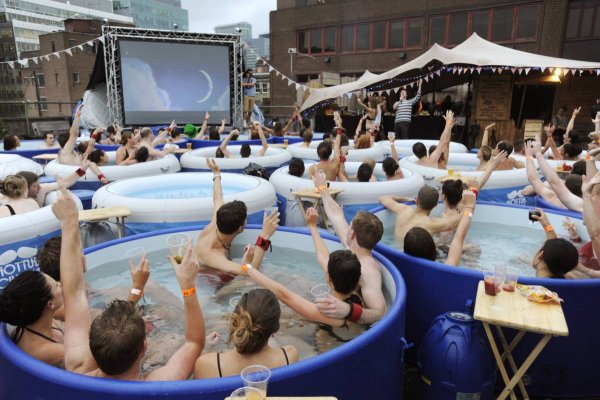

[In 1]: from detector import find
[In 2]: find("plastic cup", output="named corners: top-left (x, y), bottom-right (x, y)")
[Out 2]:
top-left (125, 247), bottom-right (145, 266)
top-left (310, 283), bottom-right (331, 300)
top-left (241, 365), bottom-right (271, 397)
top-left (283, 139), bottom-right (289, 145)
top-left (483, 269), bottom-right (500, 296)
top-left (265, 206), bottom-right (278, 217)
top-left (448, 168), bottom-right (455, 176)
top-left (229, 386), bottom-right (265, 400)
top-left (186, 142), bottom-right (192, 150)
top-left (166, 233), bottom-right (191, 263)
top-left (503, 267), bottom-right (519, 292)
top-left (229, 295), bottom-right (242, 310)
top-left (388, 132), bottom-right (395, 141)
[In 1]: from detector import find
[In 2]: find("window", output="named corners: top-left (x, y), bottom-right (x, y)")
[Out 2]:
top-left (492, 8), bottom-right (514, 41)
top-left (388, 20), bottom-right (405, 48)
top-left (430, 16), bottom-right (447, 45)
top-left (39, 97), bottom-right (47, 111)
top-left (310, 29), bottom-right (322, 53)
top-left (261, 83), bottom-right (268, 93)
top-left (51, 40), bottom-right (55, 52)
top-left (324, 28), bottom-right (335, 52)
top-left (342, 25), bottom-right (354, 51)
top-left (55, 72), bottom-right (58, 83)
top-left (515, 5), bottom-right (538, 39)
top-left (298, 31), bottom-right (308, 54)
top-left (73, 72), bottom-right (80, 83)
top-left (68, 39), bottom-right (76, 48)
top-left (406, 19), bottom-right (423, 47)
top-left (448, 13), bottom-right (468, 44)
top-left (35, 73), bottom-right (45, 88)
top-left (472, 12), bottom-right (489, 39)
top-left (356, 24), bottom-right (370, 50)
top-left (373, 21), bottom-right (386, 49)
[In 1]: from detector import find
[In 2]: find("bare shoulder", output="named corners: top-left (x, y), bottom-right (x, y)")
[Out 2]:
top-left (361, 256), bottom-right (382, 275)
top-left (194, 352), bottom-right (218, 379)
top-left (283, 345), bottom-right (299, 363)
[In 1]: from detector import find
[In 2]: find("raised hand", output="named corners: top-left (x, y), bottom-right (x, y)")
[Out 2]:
top-left (484, 122), bottom-right (495, 131)
top-left (205, 331), bottom-right (221, 346)
top-left (543, 123), bottom-right (555, 135)
top-left (205, 157), bottom-right (220, 174)
top-left (260, 209), bottom-right (280, 240)
top-left (443, 110), bottom-right (455, 126)
top-left (168, 241), bottom-right (198, 290)
top-left (312, 169), bottom-right (327, 189)
top-left (130, 254), bottom-right (150, 291)
top-left (490, 150), bottom-right (508, 167)
top-left (462, 190), bottom-right (476, 209)
top-left (582, 172), bottom-right (600, 194)
top-left (573, 107), bottom-right (581, 116)
top-left (530, 207), bottom-right (550, 227)
top-left (305, 207), bottom-right (319, 227)
top-left (51, 186), bottom-right (78, 222)
top-left (525, 142), bottom-right (534, 157)
top-left (532, 135), bottom-right (542, 154)
top-left (242, 244), bottom-right (254, 264)
top-left (204, 111), bottom-right (210, 120)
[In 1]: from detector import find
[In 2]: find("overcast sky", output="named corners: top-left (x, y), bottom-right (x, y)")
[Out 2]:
top-left (181, 0), bottom-right (277, 37)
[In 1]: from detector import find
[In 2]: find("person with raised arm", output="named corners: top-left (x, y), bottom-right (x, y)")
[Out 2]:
top-left (57, 104), bottom-right (89, 165)
top-left (580, 172), bottom-right (600, 270)
top-left (413, 110), bottom-right (454, 168)
top-left (393, 80), bottom-right (422, 139)
top-left (138, 127), bottom-right (175, 160)
top-left (195, 158), bottom-right (279, 278)
top-left (382, 135), bottom-right (404, 181)
top-left (310, 170), bottom-right (387, 324)
top-left (524, 142), bottom-right (565, 208)
top-left (308, 115), bottom-right (342, 180)
top-left (533, 135), bottom-right (583, 212)
top-left (53, 187), bottom-right (206, 380)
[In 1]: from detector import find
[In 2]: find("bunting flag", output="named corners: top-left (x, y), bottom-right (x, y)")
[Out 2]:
top-left (268, 65), bottom-right (274, 72)
top-left (549, 67), bottom-right (554, 74)
top-left (476, 67), bottom-right (482, 74)
top-left (53, 52), bottom-right (61, 59)
top-left (44, 55), bottom-right (50, 61)
top-left (524, 68), bottom-right (531, 75)
top-left (17, 59), bottom-right (28, 68)
top-left (541, 67), bottom-right (547, 73)
top-left (31, 57), bottom-right (38, 64)
top-left (77, 45), bottom-right (84, 51)
top-left (597, 70), bottom-right (600, 76)
top-left (287, 78), bottom-right (294, 86)
top-left (394, 87), bottom-right (400, 93)
top-left (65, 48), bottom-right (72, 57)
top-left (424, 76), bottom-right (429, 82)
top-left (295, 83), bottom-right (301, 90)
top-left (517, 68), bottom-right (523, 74)
top-left (7, 61), bottom-right (14, 69)
top-left (491, 68), bottom-right (497, 73)
top-left (435, 70), bottom-right (441, 76)
top-left (511, 67), bottom-right (517, 74)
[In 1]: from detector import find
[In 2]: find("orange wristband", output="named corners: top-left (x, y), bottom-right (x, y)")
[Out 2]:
top-left (463, 210), bottom-right (473, 218)
top-left (544, 225), bottom-right (554, 232)
top-left (315, 185), bottom-right (327, 193)
top-left (241, 263), bottom-right (253, 273)
top-left (181, 287), bottom-right (196, 297)
top-left (586, 155), bottom-right (592, 160)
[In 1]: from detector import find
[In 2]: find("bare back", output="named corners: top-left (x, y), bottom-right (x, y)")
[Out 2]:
top-left (310, 161), bottom-right (340, 181)
top-left (58, 150), bottom-right (81, 166)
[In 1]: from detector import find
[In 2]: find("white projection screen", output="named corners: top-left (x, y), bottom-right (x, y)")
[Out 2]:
top-left (118, 39), bottom-right (232, 125)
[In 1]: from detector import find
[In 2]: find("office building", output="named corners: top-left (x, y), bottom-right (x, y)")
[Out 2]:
top-left (113, 0), bottom-right (188, 31)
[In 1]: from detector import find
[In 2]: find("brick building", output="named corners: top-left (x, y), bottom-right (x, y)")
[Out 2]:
top-left (270, 0), bottom-right (600, 141)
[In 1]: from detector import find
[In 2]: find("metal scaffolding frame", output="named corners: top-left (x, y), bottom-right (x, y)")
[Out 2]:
top-left (101, 26), bottom-right (243, 127)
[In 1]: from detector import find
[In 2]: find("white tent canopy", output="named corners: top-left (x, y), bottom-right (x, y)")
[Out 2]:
top-left (300, 33), bottom-right (600, 112)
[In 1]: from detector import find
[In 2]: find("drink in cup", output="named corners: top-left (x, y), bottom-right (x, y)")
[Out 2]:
top-left (241, 365), bottom-right (271, 398)
top-left (483, 269), bottom-right (500, 296)
top-left (310, 283), bottom-right (331, 300)
top-left (186, 142), bottom-right (192, 150)
top-left (503, 267), bottom-right (519, 292)
top-left (166, 233), bottom-right (191, 263)
top-left (125, 247), bottom-right (145, 266)
top-left (229, 386), bottom-right (264, 400)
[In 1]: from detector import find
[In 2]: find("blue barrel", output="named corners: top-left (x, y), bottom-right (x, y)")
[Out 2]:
top-left (419, 311), bottom-right (495, 400)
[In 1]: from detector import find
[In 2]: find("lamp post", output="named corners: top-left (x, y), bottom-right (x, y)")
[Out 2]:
top-left (288, 48), bottom-right (297, 79)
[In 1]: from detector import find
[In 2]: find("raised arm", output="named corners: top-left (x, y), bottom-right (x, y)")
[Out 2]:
top-left (534, 136), bottom-right (583, 212)
top-left (566, 107), bottom-right (580, 135)
top-left (36, 160), bottom-right (91, 206)
top-left (218, 131), bottom-right (234, 158)
top-left (247, 264), bottom-right (344, 326)
top-left (410, 81), bottom-right (422, 105)
top-left (332, 127), bottom-right (342, 161)
top-left (305, 207), bottom-right (330, 274)
top-left (257, 126), bottom-right (268, 157)
top-left (525, 147), bottom-right (549, 196)
top-left (546, 136), bottom-right (562, 160)
top-left (429, 110), bottom-right (455, 164)
top-left (206, 158), bottom-right (223, 223)
top-left (481, 123), bottom-right (495, 147)
top-left (587, 151), bottom-right (599, 176)
top-left (356, 115), bottom-right (367, 137)
top-left (476, 150), bottom-right (507, 190)
top-left (65, 104), bottom-right (83, 154)
top-left (446, 191), bottom-right (475, 266)
top-left (390, 137), bottom-right (399, 162)
top-left (312, 170), bottom-right (350, 244)
top-left (217, 119), bottom-right (226, 134)
top-left (582, 172), bottom-right (600, 259)
top-left (378, 195), bottom-right (410, 213)
top-left (52, 187), bottom-right (95, 374)
top-left (146, 242), bottom-right (205, 381)
top-left (531, 208), bottom-right (558, 240)
top-left (196, 112), bottom-right (210, 138)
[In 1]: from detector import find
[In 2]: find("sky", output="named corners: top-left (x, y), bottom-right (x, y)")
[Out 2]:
top-left (181, 0), bottom-right (277, 37)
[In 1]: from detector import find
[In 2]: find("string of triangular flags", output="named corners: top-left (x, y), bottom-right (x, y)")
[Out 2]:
top-left (241, 42), bottom-right (311, 93)
top-left (0, 35), bottom-right (106, 69)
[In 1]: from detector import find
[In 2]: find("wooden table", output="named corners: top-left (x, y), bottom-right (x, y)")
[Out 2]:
top-left (473, 281), bottom-right (568, 400)
top-left (269, 143), bottom-right (289, 149)
top-left (32, 153), bottom-right (58, 164)
top-left (291, 188), bottom-right (343, 229)
top-left (173, 148), bottom-right (192, 154)
top-left (79, 206), bottom-right (132, 238)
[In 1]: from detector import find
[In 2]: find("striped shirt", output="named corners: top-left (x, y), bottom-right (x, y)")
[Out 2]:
top-left (394, 90), bottom-right (421, 123)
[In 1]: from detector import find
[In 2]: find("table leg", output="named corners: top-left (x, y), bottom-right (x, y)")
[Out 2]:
top-left (497, 335), bottom-right (552, 400)
top-left (482, 322), bottom-right (518, 400)
top-left (496, 326), bottom-right (529, 399)
top-left (502, 330), bottom-right (526, 361)
top-left (121, 217), bottom-right (127, 238)
top-left (295, 196), bottom-right (308, 225)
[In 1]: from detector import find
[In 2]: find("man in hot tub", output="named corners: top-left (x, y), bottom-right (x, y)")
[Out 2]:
top-left (194, 158), bottom-right (280, 284)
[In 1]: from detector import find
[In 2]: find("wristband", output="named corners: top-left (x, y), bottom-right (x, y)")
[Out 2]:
top-left (526, 156), bottom-right (533, 160)
top-left (469, 187), bottom-right (479, 198)
top-left (255, 236), bottom-right (272, 252)
top-left (167, 127), bottom-right (172, 133)
top-left (91, 132), bottom-right (99, 141)
top-left (340, 156), bottom-right (346, 163)
top-left (181, 287), bottom-right (196, 297)
top-left (97, 174), bottom-right (106, 181)
top-left (130, 288), bottom-right (143, 296)
top-left (336, 128), bottom-right (342, 135)
top-left (572, 236), bottom-right (582, 243)
top-left (463, 211), bottom-right (473, 218)
top-left (213, 174), bottom-right (221, 181)
top-left (75, 168), bottom-right (85, 177)
top-left (315, 185), bottom-right (327, 193)
top-left (241, 263), bottom-right (253, 273)
top-left (544, 225), bottom-right (554, 232)
top-left (586, 155), bottom-right (592, 160)
top-left (348, 303), bottom-right (363, 322)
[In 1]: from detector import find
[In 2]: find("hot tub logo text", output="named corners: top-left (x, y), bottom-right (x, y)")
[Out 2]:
top-left (0, 247), bottom-right (39, 287)
top-left (506, 189), bottom-right (526, 206)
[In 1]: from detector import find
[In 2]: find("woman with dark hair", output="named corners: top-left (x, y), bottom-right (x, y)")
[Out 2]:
top-left (115, 131), bottom-right (139, 165)
top-left (194, 288), bottom-right (298, 378)
top-left (3, 134), bottom-right (21, 151)
top-left (0, 175), bottom-right (39, 217)
top-left (0, 270), bottom-right (64, 366)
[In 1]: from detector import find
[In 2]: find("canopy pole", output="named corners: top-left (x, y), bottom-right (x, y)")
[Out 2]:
top-left (464, 75), bottom-right (473, 149)
top-left (516, 84), bottom-right (528, 131)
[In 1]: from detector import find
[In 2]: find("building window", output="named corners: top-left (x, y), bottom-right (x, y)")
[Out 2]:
top-left (448, 13), bottom-right (468, 44)
top-left (298, 27), bottom-right (336, 54)
top-left (55, 73), bottom-right (58, 84)
top-left (515, 4), bottom-right (539, 39)
top-left (372, 21), bottom-right (386, 49)
top-left (39, 97), bottom-right (48, 111)
top-left (298, 31), bottom-right (308, 53)
top-left (324, 28), bottom-right (335, 52)
top-left (51, 40), bottom-right (56, 52)
top-left (310, 30), bottom-right (322, 53)
top-left (565, 0), bottom-right (600, 39)
top-left (471, 11), bottom-right (489, 38)
top-left (491, 8), bottom-right (514, 42)
top-left (261, 83), bottom-right (268, 93)
top-left (406, 19), bottom-right (423, 48)
top-left (296, 0), bottom-right (307, 7)
top-left (68, 39), bottom-right (76, 48)
top-left (73, 72), bottom-right (80, 83)
top-left (342, 25), bottom-right (354, 51)
top-left (388, 20), bottom-right (405, 49)
top-left (356, 23), bottom-right (370, 50)
top-left (35, 73), bottom-right (45, 88)
top-left (430, 16), bottom-right (447, 45)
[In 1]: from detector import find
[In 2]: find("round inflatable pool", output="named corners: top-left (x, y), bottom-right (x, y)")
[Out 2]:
top-left (377, 139), bottom-right (468, 158)
top-left (0, 225), bottom-right (407, 400)
top-left (0, 140), bottom-right (60, 159)
top-left (43, 153), bottom-right (181, 190)
top-left (400, 153), bottom-right (531, 205)
top-left (287, 140), bottom-right (385, 162)
top-left (92, 173), bottom-right (277, 234)
top-left (180, 146), bottom-right (291, 174)
top-left (0, 154), bottom-right (43, 179)
top-left (371, 202), bottom-right (600, 398)
top-left (95, 139), bottom-right (189, 152)
top-left (271, 132), bottom-right (325, 145)
top-left (270, 162), bottom-right (424, 223)
top-left (0, 194), bottom-right (83, 289)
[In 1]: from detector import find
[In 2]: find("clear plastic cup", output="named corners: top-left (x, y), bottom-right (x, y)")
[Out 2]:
top-left (229, 386), bottom-right (265, 400)
top-left (388, 132), bottom-right (395, 141)
top-left (125, 247), bottom-right (145, 266)
top-left (310, 283), bottom-right (331, 300)
top-left (503, 267), bottom-right (519, 292)
top-left (229, 295), bottom-right (242, 310)
top-left (240, 365), bottom-right (271, 397)
top-left (166, 233), bottom-right (190, 263)
top-left (483, 269), bottom-right (500, 296)
top-left (448, 168), bottom-right (455, 176)
top-left (283, 139), bottom-right (289, 145)
top-left (264, 206), bottom-right (278, 217)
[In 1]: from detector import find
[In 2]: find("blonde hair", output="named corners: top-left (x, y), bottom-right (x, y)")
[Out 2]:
top-left (356, 134), bottom-right (371, 149)
top-left (1, 175), bottom-right (27, 199)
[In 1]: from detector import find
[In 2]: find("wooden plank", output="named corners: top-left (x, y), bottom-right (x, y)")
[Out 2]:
top-left (269, 143), bottom-right (288, 149)
top-left (173, 148), bottom-right (192, 154)
top-left (473, 281), bottom-right (568, 336)
top-left (79, 206), bottom-right (131, 223)
top-left (32, 153), bottom-right (59, 160)
top-left (292, 188), bottom-right (343, 200)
